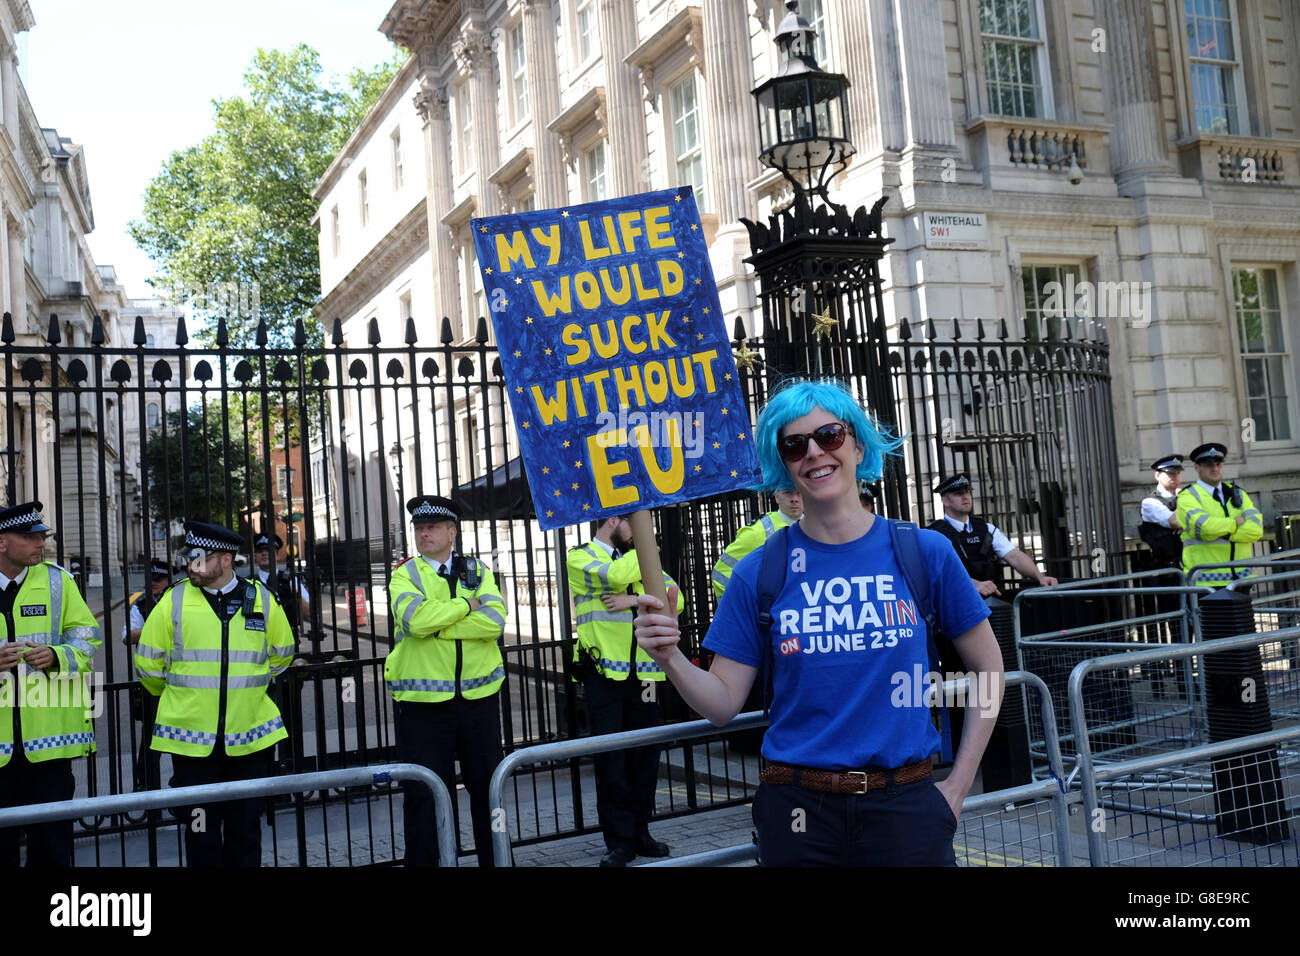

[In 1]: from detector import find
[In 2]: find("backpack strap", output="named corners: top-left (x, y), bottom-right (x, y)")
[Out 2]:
top-left (755, 525), bottom-right (790, 716)
top-left (887, 519), bottom-right (954, 761)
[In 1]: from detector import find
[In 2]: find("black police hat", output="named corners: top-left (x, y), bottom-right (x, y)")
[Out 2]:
top-left (407, 495), bottom-right (459, 525)
top-left (1188, 443), bottom-right (1228, 464)
top-left (933, 474), bottom-right (972, 496)
top-left (1151, 454), bottom-right (1184, 472)
top-left (254, 531), bottom-right (284, 551)
top-left (149, 559), bottom-right (171, 578)
top-left (0, 500), bottom-right (51, 534)
top-left (181, 519), bottom-right (243, 554)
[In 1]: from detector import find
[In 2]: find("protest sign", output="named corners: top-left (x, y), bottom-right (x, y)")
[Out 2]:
top-left (471, 186), bottom-right (761, 532)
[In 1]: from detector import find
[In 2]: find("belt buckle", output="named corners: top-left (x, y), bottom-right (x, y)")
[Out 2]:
top-left (846, 771), bottom-right (870, 795)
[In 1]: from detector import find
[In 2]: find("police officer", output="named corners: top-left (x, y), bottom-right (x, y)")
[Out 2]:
top-left (928, 474), bottom-right (1058, 596)
top-left (123, 558), bottom-right (172, 792)
top-left (136, 520), bottom-right (295, 867)
top-left (1177, 443), bottom-right (1263, 587)
top-left (859, 480), bottom-right (879, 514)
top-left (253, 532), bottom-right (309, 633)
top-left (711, 489), bottom-right (802, 599)
top-left (1139, 455), bottom-right (1185, 569)
top-left (568, 514), bottom-right (684, 866)
top-left (0, 501), bottom-right (101, 867)
top-left (386, 495), bottom-right (507, 867)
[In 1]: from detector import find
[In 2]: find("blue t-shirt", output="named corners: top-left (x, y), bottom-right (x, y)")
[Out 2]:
top-left (703, 518), bottom-right (990, 770)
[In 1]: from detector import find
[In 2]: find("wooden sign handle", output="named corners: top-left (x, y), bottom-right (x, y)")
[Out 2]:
top-left (627, 509), bottom-right (669, 609)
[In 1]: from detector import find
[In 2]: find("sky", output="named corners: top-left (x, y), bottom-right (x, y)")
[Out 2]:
top-left (25, 0), bottom-right (401, 300)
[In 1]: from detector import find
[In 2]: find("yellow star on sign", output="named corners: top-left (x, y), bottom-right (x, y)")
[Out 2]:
top-left (725, 372), bottom-right (732, 380)
top-left (691, 223), bottom-right (698, 231)
top-left (674, 195), bottom-right (682, 201)
top-left (713, 441), bottom-right (720, 449)
top-left (526, 317), bottom-right (534, 324)
top-left (731, 470), bottom-right (738, 477)
top-left (516, 386), bottom-right (523, 393)
top-left (514, 350), bottom-right (522, 357)
top-left (732, 341), bottom-right (761, 369)
top-left (515, 277), bottom-right (523, 284)
top-left (562, 210), bottom-right (570, 217)
top-left (722, 408), bottom-right (728, 415)
top-left (486, 267), bottom-right (493, 274)
top-left (677, 252), bottom-right (685, 259)
top-left (563, 440), bottom-right (570, 447)
top-left (811, 307), bottom-right (838, 340)
top-left (583, 503), bottom-right (591, 510)
top-left (522, 422), bottom-right (531, 429)
top-left (571, 482), bottom-right (579, 490)
top-left (702, 307), bottom-right (709, 314)
top-left (546, 510), bottom-right (553, 518)
top-left (683, 316), bottom-right (690, 324)
top-left (542, 467), bottom-right (550, 474)
top-left (694, 278), bottom-right (701, 284)
top-left (480, 226), bottom-right (488, 233)
top-left (694, 464), bottom-right (701, 472)
top-left (738, 432), bottom-right (746, 440)
top-left (545, 348), bottom-right (553, 355)
top-left (574, 460), bottom-right (582, 467)
top-left (553, 489), bottom-right (561, 497)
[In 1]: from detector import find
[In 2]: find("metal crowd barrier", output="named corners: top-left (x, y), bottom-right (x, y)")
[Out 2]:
top-left (0, 762), bottom-right (458, 867)
top-left (1069, 630), bottom-right (1300, 867)
top-left (489, 672), bottom-right (1077, 867)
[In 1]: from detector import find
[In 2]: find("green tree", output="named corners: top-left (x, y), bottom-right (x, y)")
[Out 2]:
top-left (130, 44), bottom-right (403, 348)
top-left (144, 403), bottom-right (268, 532)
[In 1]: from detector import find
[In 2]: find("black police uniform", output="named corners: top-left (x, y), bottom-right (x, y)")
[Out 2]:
top-left (127, 559), bottom-right (172, 792)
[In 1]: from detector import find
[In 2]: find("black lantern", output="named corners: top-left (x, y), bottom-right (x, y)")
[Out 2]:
top-left (752, 1), bottom-right (854, 200)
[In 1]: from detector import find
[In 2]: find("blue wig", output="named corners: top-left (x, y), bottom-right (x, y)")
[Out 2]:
top-left (753, 378), bottom-right (903, 493)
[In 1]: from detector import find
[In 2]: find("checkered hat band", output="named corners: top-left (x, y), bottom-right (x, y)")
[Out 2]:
top-left (412, 503), bottom-right (456, 521)
top-left (0, 509), bottom-right (43, 531)
top-left (184, 532), bottom-right (235, 551)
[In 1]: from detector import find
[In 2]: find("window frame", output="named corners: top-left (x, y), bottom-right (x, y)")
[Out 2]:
top-left (977, 0), bottom-right (1055, 120)
top-left (330, 205), bottom-right (340, 256)
top-left (582, 141), bottom-right (608, 203)
top-left (1182, 0), bottom-right (1250, 135)
top-left (1229, 264), bottom-right (1295, 447)
top-left (666, 70), bottom-right (708, 211)
top-left (573, 0), bottom-right (598, 69)
top-left (509, 20), bottom-right (530, 125)
top-left (457, 82), bottom-right (474, 174)
top-left (357, 169), bottom-right (369, 228)
top-left (391, 127), bottom-right (403, 190)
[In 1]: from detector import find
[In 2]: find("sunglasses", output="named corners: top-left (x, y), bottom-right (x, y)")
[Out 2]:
top-left (777, 422), bottom-right (854, 463)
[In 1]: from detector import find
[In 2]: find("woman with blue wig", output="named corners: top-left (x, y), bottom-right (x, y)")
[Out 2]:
top-left (634, 378), bottom-right (1004, 865)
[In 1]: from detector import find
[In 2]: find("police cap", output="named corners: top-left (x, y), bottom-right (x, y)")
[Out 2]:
top-left (149, 558), bottom-right (171, 579)
top-left (407, 495), bottom-right (459, 525)
top-left (254, 531), bottom-right (284, 551)
top-left (181, 520), bottom-right (243, 555)
top-left (0, 500), bottom-right (51, 535)
top-left (1151, 454), bottom-right (1184, 472)
top-left (1188, 443), bottom-right (1228, 464)
top-left (933, 474), bottom-right (972, 496)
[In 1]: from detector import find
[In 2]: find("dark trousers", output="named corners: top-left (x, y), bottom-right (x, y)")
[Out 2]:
top-left (752, 778), bottom-right (958, 867)
top-left (396, 695), bottom-right (504, 867)
top-left (170, 748), bottom-right (272, 867)
top-left (133, 691), bottom-right (162, 792)
top-left (583, 672), bottom-right (663, 853)
top-left (0, 748), bottom-right (75, 867)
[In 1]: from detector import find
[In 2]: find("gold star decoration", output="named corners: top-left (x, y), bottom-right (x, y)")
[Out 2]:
top-left (722, 408), bottom-right (729, 415)
top-left (697, 333), bottom-right (704, 341)
top-left (683, 316), bottom-right (691, 324)
top-left (516, 386), bottom-right (523, 394)
top-left (546, 510), bottom-right (553, 518)
top-left (811, 307), bottom-right (838, 340)
top-left (522, 422), bottom-right (531, 429)
top-left (542, 466), bottom-right (550, 474)
top-left (563, 440), bottom-right (570, 448)
top-left (514, 277), bottom-right (523, 285)
top-left (514, 350), bottom-right (522, 357)
top-left (545, 347), bottom-right (553, 356)
top-left (526, 317), bottom-right (534, 324)
top-left (724, 372), bottom-right (733, 381)
top-left (732, 341), bottom-right (761, 370)
top-left (691, 223), bottom-right (698, 231)
top-left (738, 432), bottom-right (746, 441)
top-left (571, 482), bottom-right (579, 490)
top-left (702, 307), bottom-right (709, 314)
top-left (553, 489), bottom-right (561, 497)
top-left (694, 278), bottom-right (701, 285)
top-left (712, 441), bottom-right (720, 449)
top-left (583, 503), bottom-right (591, 511)
top-left (677, 252), bottom-right (685, 259)
top-left (502, 299), bottom-right (509, 307)
top-left (674, 195), bottom-right (682, 202)
top-left (694, 464), bottom-right (701, 472)
top-left (562, 210), bottom-right (570, 217)
top-left (574, 460), bottom-right (582, 467)
top-left (486, 267), bottom-right (494, 275)
top-left (480, 226), bottom-right (488, 233)
top-left (730, 470), bottom-right (738, 477)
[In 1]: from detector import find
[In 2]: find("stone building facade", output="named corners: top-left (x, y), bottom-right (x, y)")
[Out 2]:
top-left (317, 0), bottom-right (1300, 548)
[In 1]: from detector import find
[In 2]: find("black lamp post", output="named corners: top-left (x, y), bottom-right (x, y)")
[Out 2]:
top-left (751, 1), bottom-right (855, 204)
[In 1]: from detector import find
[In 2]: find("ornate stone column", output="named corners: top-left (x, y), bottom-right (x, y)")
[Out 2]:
top-left (1, 49), bottom-right (15, 144)
top-left (7, 218), bottom-right (23, 332)
top-left (414, 70), bottom-right (462, 326)
top-left (891, 0), bottom-right (955, 148)
top-left (455, 25), bottom-right (503, 216)
top-left (522, 0), bottom-right (566, 207)
top-left (597, 0), bottom-right (646, 195)
top-left (1100, 0), bottom-right (1175, 179)
top-left (703, 0), bottom-right (760, 225)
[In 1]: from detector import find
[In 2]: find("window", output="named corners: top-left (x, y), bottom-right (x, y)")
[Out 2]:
top-left (145, 334), bottom-right (155, 348)
top-left (391, 128), bottom-right (403, 189)
top-left (1233, 267), bottom-right (1292, 442)
top-left (1185, 0), bottom-right (1244, 134)
top-left (510, 22), bottom-right (529, 122)
top-left (582, 142), bottom-right (608, 202)
top-left (146, 403), bottom-right (159, 428)
top-left (330, 205), bottom-right (340, 256)
top-left (575, 0), bottom-right (597, 64)
top-left (312, 457), bottom-right (327, 500)
top-left (516, 194), bottom-right (536, 213)
top-left (1021, 262), bottom-right (1082, 338)
top-left (805, 0), bottom-right (829, 66)
top-left (358, 170), bottom-right (369, 227)
top-left (457, 84), bottom-right (474, 173)
top-left (669, 73), bottom-right (707, 211)
top-left (980, 0), bottom-right (1051, 118)
top-left (277, 466), bottom-right (290, 497)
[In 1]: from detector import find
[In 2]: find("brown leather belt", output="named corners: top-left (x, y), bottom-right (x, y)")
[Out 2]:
top-left (759, 757), bottom-right (933, 795)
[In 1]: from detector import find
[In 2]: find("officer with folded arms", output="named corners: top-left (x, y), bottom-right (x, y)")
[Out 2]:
top-left (386, 495), bottom-right (508, 867)
top-left (253, 532), bottom-right (309, 634)
top-left (0, 501), bottom-right (101, 867)
top-left (1139, 455), bottom-right (1185, 569)
top-left (136, 519), bottom-right (295, 867)
top-left (1177, 443), bottom-right (1263, 587)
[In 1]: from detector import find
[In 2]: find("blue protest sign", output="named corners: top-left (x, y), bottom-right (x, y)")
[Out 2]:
top-left (471, 186), bottom-right (760, 531)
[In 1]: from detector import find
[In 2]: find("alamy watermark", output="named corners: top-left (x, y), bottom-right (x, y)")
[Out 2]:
top-left (890, 665), bottom-right (1001, 718)
top-left (0, 670), bottom-right (105, 718)
top-left (1039, 274), bottom-right (1152, 329)
top-left (593, 406), bottom-right (706, 459)
top-left (163, 279), bottom-right (261, 320)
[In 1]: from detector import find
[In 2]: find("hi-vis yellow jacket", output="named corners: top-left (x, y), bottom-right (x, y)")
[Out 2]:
top-left (1177, 482), bottom-right (1263, 586)
top-left (0, 562), bottom-right (101, 767)
top-left (136, 579), bottom-right (295, 757)
top-left (567, 543), bottom-right (684, 682)
top-left (711, 510), bottom-right (796, 599)
top-left (386, 554), bottom-right (507, 703)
